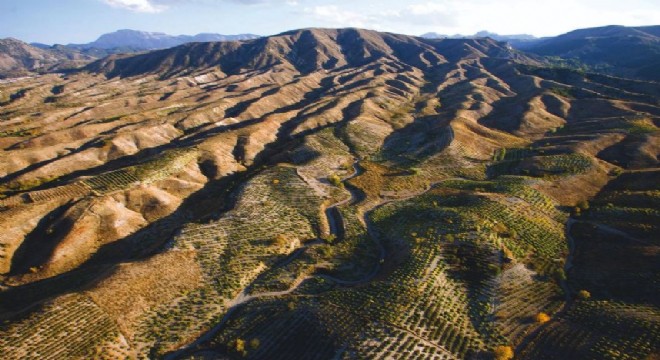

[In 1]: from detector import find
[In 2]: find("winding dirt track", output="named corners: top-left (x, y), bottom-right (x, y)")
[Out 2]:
top-left (165, 167), bottom-right (472, 358)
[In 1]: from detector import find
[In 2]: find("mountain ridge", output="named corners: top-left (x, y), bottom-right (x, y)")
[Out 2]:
top-left (84, 28), bottom-right (540, 79)
top-left (519, 25), bottom-right (660, 80)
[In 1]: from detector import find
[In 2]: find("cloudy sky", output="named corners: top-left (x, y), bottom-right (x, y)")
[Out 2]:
top-left (1, 0), bottom-right (659, 44)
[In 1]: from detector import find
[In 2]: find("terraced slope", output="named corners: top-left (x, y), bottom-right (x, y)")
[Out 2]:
top-left (0, 28), bottom-right (658, 359)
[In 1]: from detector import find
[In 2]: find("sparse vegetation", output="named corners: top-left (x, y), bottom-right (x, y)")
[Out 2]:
top-left (0, 27), bottom-right (657, 360)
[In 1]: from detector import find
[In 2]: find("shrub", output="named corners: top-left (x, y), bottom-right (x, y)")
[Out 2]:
top-left (51, 85), bottom-right (65, 94)
top-left (493, 222), bottom-right (508, 234)
top-left (488, 263), bottom-right (501, 276)
top-left (577, 290), bottom-right (591, 300)
top-left (321, 233), bottom-right (336, 244)
top-left (535, 312), bottom-right (551, 323)
top-left (550, 87), bottom-right (574, 98)
top-left (609, 168), bottom-right (623, 176)
top-left (628, 119), bottom-right (657, 134)
top-left (494, 345), bottom-right (514, 360)
top-left (273, 234), bottom-right (289, 247)
top-left (235, 338), bottom-right (245, 352)
top-left (327, 173), bottom-right (343, 188)
top-left (577, 200), bottom-right (589, 211)
top-left (339, 161), bottom-right (352, 171)
top-left (553, 268), bottom-right (567, 282)
top-left (502, 247), bottom-right (514, 261)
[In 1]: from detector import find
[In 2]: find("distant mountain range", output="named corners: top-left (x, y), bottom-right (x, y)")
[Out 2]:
top-left (0, 30), bottom-right (260, 78)
top-left (421, 25), bottom-right (660, 81)
top-left (421, 30), bottom-right (537, 42)
top-left (518, 25), bottom-right (660, 81)
top-left (420, 30), bottom-right (540, 49)
top-left (64, 29), bottom-right (260, 51)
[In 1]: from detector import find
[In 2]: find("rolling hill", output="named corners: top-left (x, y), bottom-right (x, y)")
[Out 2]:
top-left (0, 28), bottom-right (658, 359)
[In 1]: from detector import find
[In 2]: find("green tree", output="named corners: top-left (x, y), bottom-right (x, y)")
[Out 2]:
top-left (327, 173), bottom-right (343, 188)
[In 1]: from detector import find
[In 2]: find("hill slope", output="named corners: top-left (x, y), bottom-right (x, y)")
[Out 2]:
top-left (521, 25), bottom-right (660, 81)
top-left (0, 38), bottom-right (94, 78)
top-left (0, 28), bottom-right (658, 360)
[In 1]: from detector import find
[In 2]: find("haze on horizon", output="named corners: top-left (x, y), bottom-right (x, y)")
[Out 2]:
top-left (1, 0), bottom-right (659, 45)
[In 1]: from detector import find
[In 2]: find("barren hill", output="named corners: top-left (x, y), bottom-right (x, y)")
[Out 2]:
top-left (85, 28), bottom-right (536, 78)
top-left (0, 38), bottom-right (95, 79)
top-left (0, 28), bottom-right (658, 359)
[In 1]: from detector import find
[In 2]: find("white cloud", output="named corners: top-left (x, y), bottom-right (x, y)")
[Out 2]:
top-left (103, 0), bottom-right (167, 13)
top-left (295, 2), bottom-right (459, 33)
top-left (382, 2), bottom-right (458, 27)
top-left (303, 5), bottom-right (377, 28)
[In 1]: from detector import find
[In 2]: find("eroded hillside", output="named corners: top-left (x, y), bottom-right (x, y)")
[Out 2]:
top-left (0, 28), bottom-right (658, 359)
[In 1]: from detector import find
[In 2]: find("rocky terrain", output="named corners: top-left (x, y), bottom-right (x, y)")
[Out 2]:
top-left (0, 28), bottom-right (658, 359)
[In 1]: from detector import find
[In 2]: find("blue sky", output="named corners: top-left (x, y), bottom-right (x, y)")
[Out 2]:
top-left (1, 0), bottom-right (659, 44)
